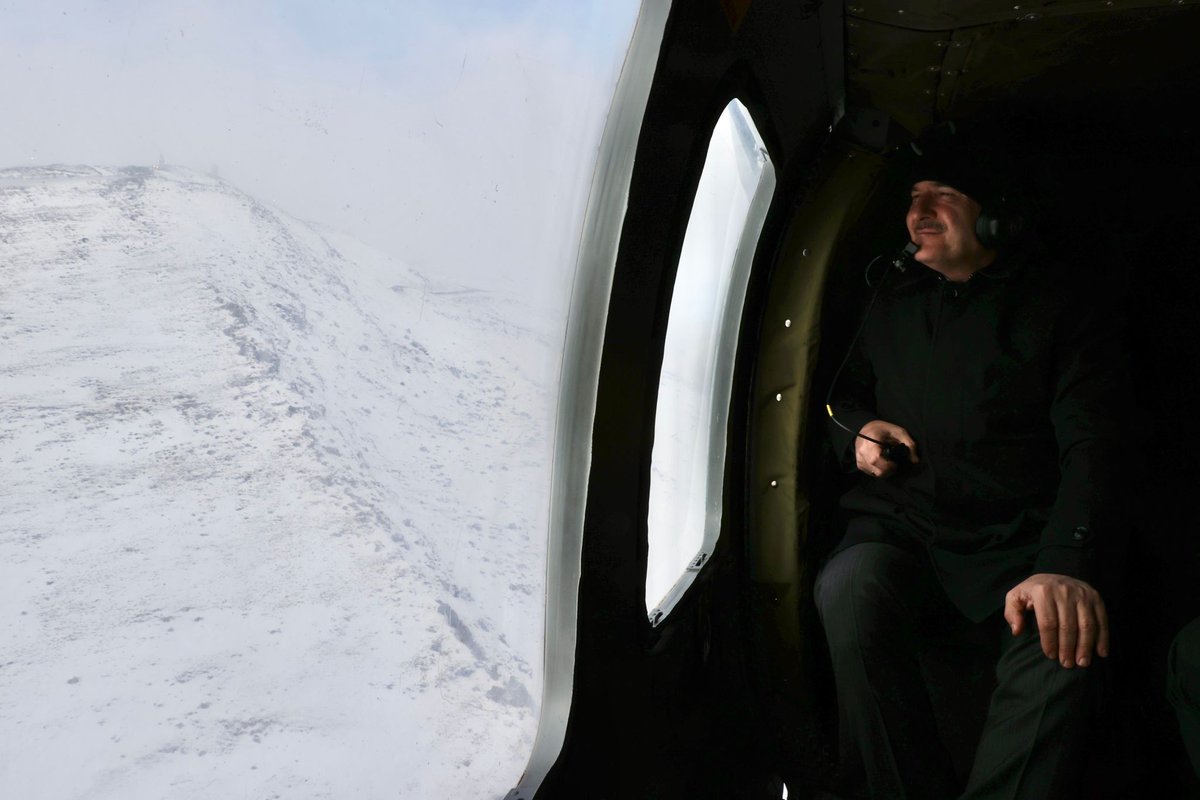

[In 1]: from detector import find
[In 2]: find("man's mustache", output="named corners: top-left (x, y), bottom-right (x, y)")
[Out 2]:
top-left (915, 220), bottom-right (945, 233)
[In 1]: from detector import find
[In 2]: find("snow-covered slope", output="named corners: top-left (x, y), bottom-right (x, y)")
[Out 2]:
top-left (0, 165), bottom-right (557, 799)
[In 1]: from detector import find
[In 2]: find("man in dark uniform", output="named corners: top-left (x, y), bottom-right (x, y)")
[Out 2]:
top-left (815, 148), bottom-right (1127, 798)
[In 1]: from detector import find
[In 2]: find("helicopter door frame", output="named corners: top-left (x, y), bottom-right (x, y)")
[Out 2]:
top-left (507, 1), bottom-right (673, 796)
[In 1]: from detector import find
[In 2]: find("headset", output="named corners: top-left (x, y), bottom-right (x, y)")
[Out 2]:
top-left (974, 197), bottom-right (1026, 250)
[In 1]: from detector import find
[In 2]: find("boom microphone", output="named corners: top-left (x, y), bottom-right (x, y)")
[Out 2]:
top-left (891, 240), bottom-right (918, 272)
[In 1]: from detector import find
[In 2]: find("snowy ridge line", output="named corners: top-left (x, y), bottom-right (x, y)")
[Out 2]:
top-left (1, 164), bottom-right (553, 799)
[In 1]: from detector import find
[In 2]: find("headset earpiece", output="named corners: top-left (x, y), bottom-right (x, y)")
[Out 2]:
top-left (975, 198), bottom-right (1025, 249)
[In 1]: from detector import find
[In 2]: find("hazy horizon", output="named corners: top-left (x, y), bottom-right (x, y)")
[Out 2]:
top-left (1, 1), bottom-right (641, 302)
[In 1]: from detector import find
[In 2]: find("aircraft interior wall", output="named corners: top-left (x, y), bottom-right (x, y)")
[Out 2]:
top-left (534, 2), bottom-right (1200, 797)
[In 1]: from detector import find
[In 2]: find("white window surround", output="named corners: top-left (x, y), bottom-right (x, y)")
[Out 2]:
top-left (645, 98), bottom-right (776, 623)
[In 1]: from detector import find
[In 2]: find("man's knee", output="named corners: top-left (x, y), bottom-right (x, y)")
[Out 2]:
top-left (814, 543), bottom-right (924, 647)
top-left (1168, 616), bottom-right (1200, 708)
top-left (995, 626), bottom-right (1098, 715)
top-left (1168, 616), bottom-right (1200, 779)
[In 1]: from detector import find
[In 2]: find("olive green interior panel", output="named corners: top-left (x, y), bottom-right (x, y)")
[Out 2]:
top-left (749, 145), bottom-right (886, 674)
top-left (844, 1), bottom-right (1200, 136)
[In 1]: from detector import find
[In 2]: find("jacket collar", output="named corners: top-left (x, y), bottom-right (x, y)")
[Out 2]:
top-left (887, 245), bottom-right (1029, 295)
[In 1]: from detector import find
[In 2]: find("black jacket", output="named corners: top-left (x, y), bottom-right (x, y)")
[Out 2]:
top-left (827, 249), bottom-right (1128, 621)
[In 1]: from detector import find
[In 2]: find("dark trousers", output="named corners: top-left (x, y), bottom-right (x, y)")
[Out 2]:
top-left (814, 542), bottom-right (1097, 799)
top-left (1169, 616), bottom-right (1200, 781)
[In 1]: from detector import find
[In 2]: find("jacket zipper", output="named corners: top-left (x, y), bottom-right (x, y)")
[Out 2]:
top-left (921, 279), bottom-right (951, 513)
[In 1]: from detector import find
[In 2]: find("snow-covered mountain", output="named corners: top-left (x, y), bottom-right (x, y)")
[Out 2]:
top-left (0, 165), bottom-right (558, 799)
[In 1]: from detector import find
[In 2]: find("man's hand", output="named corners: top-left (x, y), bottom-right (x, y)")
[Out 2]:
top-left (855, 419), bottom-right (919, 478)
top-left (1004, 573), bottom-right (1110, 668)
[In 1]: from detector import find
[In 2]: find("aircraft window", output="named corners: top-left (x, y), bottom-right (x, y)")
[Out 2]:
top-left (645, 99), bottom-right (775, 619)
top-left (0, 3), bottom-right (639, 798)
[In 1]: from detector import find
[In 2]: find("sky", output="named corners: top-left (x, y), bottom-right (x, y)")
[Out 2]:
top-left (0, 0), bottom-right (642, 303)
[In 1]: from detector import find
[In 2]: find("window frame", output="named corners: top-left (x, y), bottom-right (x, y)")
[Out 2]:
top-left (506, 1), bottom-right (671, 796)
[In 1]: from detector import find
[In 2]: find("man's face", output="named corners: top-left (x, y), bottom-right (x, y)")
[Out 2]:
top-left (906, 180), bottom-right (989, 268)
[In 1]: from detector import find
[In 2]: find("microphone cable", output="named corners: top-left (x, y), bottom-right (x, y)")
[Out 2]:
top-left (824, 242), bottom-right (917, 463)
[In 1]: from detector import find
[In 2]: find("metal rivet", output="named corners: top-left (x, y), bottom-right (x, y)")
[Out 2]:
top-left (935, 40), bottom-right (949, 47)
top-left (770, 480), bottom-right (778, 487)
top-left (802, 248), bottom-right (809, 257)
top-left (1013, 4), bottom-right (1020, 8)
top-left (923, 89), bottom-right (934, 95)
top-left (775, 393), bottom-right (783, 402)
top-left (784, 319), bottom-right (792, 328)
top-left (927, 65), bottom-right (941, 72)
top-left (944, 69), bottom-right (957, 76)
top-left (897, 8), bottom-right (905, 13)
